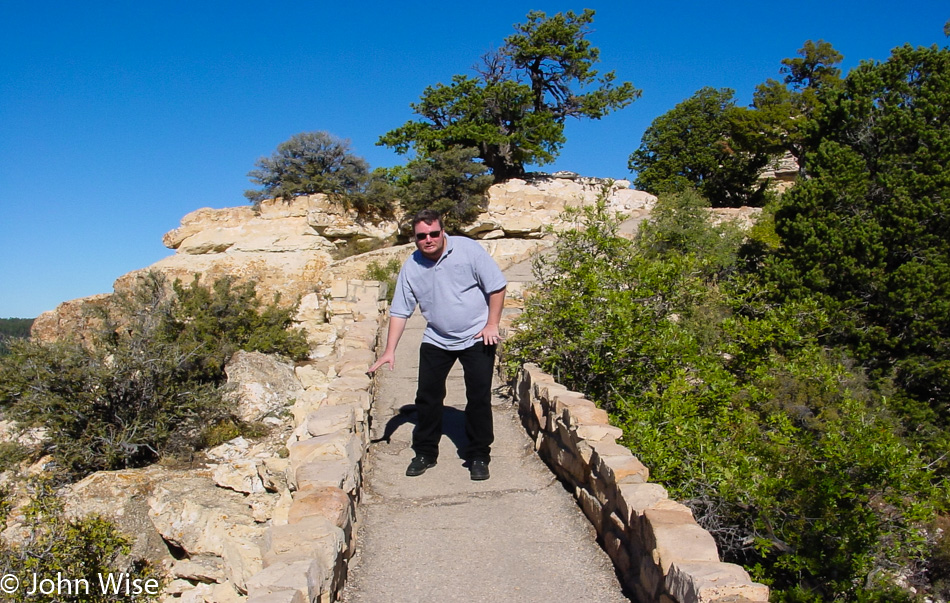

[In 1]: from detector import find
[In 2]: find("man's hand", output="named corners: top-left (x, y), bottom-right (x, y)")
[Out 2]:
top-left (368, 350), bottom-right (396, 373)
top-left (475, 324), bottom-right (501, 346)
top-left (476, 287), bottom-right (506, 346)
top-left (367, 316), bottom-right (408, 374)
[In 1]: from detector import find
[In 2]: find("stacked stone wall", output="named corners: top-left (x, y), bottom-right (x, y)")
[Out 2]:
top-left (513, 363), bottom-right (769, 603)
top-left (244, 280), bottom-right (386, 603)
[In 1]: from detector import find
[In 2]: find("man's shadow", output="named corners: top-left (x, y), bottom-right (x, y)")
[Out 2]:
top-left (372, 404), bottom-right (470, 460)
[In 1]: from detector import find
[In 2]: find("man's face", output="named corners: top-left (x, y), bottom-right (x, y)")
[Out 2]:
top-left (413, 221), bottom-right (445, 260)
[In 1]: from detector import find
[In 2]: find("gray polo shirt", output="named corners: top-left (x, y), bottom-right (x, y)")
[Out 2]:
top-left (390, 234), bottom-right (507, 350)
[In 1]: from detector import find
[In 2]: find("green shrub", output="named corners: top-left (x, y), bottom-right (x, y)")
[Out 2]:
top-left (0, 273), bottom-right (309, 481)
top-left (0, 479), bottom-right (162, 602)
top-left (198, 418), bottom-right (270, 449)
top-left (329, 234), bottom-right (397, 261)
top-left (364, 258), bottom-right (402, 303)
top-left (0, 318), bottom-right (33, 356)
top-left (507, 191), bottom-right (948, 600)
top-left (245, 131), bottom-right (395, 217)
top-left (0, 441), bottom-right (30, 472)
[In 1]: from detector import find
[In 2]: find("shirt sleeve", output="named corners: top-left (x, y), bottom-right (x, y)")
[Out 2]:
top-left (473, 245), bottom-right (507, 294)
top-left (389, 263), bottom-right (417, 318)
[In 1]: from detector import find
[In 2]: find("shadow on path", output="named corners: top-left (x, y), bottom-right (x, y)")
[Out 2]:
top-left (371, 404), bottom-right (470, 461)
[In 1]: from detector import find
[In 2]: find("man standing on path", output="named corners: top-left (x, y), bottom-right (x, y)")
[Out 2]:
top-left (367, 209), bottom-right (507, 481)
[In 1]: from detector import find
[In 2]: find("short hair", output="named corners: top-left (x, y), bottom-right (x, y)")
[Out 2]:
top-left (411, 209), bottom-right (443, 230)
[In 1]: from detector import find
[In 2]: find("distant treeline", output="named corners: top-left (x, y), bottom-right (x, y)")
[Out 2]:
top-left (0, 318), bottom-right (34, 355)
top-left (0, 318), bottom-right (34, 338)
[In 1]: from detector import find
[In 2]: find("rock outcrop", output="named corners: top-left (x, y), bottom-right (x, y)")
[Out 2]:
top-left (463, 175), bottom-right (656, 239)
top-left (31, 176), bottom-right (656, 344)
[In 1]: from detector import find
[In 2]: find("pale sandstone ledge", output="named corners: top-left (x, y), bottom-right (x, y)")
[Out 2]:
top-left (31, 176), bottom-right (657, 344)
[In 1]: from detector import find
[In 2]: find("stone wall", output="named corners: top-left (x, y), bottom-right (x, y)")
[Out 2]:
top-left (243, 279), bottom-right (386, 603)
top-left (49, 279), bottom-right (388, 603)
top-left (513, 363), bottom-right (769, 603)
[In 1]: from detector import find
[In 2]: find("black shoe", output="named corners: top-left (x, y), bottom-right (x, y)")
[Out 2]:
top-left (406, 455), bottom-right (437, 477)
top-left (469, 460), bottom-right (490, 481)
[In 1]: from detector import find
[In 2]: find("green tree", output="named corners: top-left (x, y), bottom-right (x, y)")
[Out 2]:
top-left (245, 131), bottom-right (394, 215)
top-left (767, 43), bottom-right (950, 437)
top-left (629, 87), bottom-right (770, 206)
top-left (380, 9), bottom-right (639, 180)
top-left (395, 146), bottom-right (493, 231)
top-left (731, 40), bottom-right (843, 166)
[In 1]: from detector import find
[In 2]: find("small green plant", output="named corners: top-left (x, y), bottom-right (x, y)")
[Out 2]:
top-left (364, 258), bottom-right (402, 303)
top-left (0, 478), bottom-right (163, 602)
top-left (198, 418), bottom-right (270, 449)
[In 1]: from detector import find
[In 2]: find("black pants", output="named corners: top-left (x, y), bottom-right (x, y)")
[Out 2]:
top-left (413, 341), bottom-right (495, 462)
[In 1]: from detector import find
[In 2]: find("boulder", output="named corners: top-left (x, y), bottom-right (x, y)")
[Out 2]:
top-left (62, 466), bottom-right (178, 567)
top-left (224, 351), bottom-right (304, 422)
top-left (147, 474), bottom-right (270, 591)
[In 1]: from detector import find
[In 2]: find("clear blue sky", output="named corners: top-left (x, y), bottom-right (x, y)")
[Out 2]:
top-left (1, 1), bottom-right (947, 318)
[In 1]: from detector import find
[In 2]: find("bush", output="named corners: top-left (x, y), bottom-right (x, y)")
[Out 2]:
top-left (0, 273), bottom-right (309, 480)
top-left (0, 478), bottom-right (162, 602)
top-left (506, 192), bottom-right (948, 600)
top-left (394, 146), bottom-right (493, 231)
top-left (245, 131), bottom-right (394, 216)
top-left (0, 318), bottom-right (33, 356)
top-left (364, 258), bottom-right (402, 303)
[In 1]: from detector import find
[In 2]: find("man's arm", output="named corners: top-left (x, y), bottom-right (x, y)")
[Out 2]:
top-left (368, 315), bottom-right (409, 372)
top-left (475, 287), bottom-right (506, 346)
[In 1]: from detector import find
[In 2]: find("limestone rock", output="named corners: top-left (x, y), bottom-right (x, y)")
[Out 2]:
top-left (288, 431), bottom-right (363, 478)
top-left (63, 466), bottom-right (177, 567)
top-left (30, 293), bottom-right (112, 344)
top-left (246, 559), bottom-right (325, 603)
top-left (171, 555), bottom-right (227, 583)
top-left (224, 351), bottom-right (303, 422)
top-left (295, 362), bottom-right (331, 390)
top-left (163, 206), bottom-right (258, 249)
top-left (260, 515), bottom-right (346, 584)
top-left (306, 405), bottom-right (358, 438)
top-left (212, 459), bottom-right (266, 494)
top-left (643, 508), bottom-right (720, 574)
top-left (147, 474), bottom-right (269, 590)
top-left (666, 561), bottom-right (770, 603)
top-left (466, 176), bottom-right (656, 239)
top-left (116, 247), bottom-right (334, 312)
top-left (287, 486), bottom-right (352, 529)
top-left (708, 206), bottom-right (763, 230)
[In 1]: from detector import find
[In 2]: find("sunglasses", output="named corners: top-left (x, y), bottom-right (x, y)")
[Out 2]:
top-left (415, 230), bottom-right (442, 241)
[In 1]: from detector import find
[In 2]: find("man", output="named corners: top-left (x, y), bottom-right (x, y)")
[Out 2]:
top-left (368, 209), bottom-right (507, 481)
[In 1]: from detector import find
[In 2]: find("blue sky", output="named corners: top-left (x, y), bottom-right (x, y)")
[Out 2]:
top-left (1, 1), bottom-right (947, 318)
